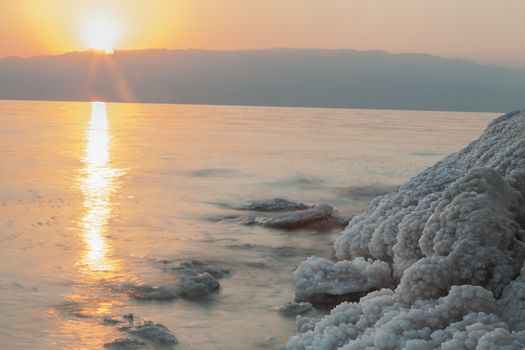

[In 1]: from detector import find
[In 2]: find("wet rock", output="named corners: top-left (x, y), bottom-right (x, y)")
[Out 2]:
top-left (178, 272), bottom-right (220, 298)
top-left (104, 338), bottom-right (145, 349)
top-left (244, 261), bottom-right (271, 269)
top-left (234, 198), bottom-right (311, 212)
top-left (122, 283), bottom-right (178, 301)
top-left (222, 215), bottom-right (258, 226)
top-left (227, 204), bottom-right (348, 231)
top-left (278, 302), bottom-right (313, 317)
top-left (226, 243), bottom-right (256, 250)
top-left (257, 204), bottom-right (348, 230)
top-left (128, 321), bottom-right (178, 345)
top-left (189, 168), bottom-right (235, 177)
top-left (172, 260), bottom-right (229, 279)
top-left (101, 317), bottom-right (124, 325)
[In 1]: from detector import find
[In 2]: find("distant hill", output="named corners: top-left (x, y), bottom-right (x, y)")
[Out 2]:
top-left (0, 48), bottom-right (524, 112)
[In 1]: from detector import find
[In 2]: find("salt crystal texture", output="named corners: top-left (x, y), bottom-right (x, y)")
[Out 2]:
top-left (288, 110), bottom-right (525, 349)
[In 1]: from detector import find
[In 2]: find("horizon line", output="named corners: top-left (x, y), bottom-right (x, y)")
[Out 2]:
top-left (1, 47), bottom-right (523, 71)
top-left (0, 97), bottom-right (505, 115)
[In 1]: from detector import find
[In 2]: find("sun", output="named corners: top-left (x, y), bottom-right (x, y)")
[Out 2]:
top-left (82, 15), bottom-right (122, 54)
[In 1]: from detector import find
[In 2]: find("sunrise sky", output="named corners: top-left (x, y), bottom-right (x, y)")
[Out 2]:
top-left (1, 0), bottom-right (524, 68)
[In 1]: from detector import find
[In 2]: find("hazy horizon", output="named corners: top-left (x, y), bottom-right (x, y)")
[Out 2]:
top-left (3, 47), bottom-right (525, 73)
top-left (2, 0), bottom-right (525, 68)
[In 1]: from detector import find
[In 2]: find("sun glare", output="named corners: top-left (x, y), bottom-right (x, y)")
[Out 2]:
top-left (82, 16), bottom-right (121, 54)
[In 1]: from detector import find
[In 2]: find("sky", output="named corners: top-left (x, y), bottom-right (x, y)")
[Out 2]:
top-left (1, 0), bottom-right (524, 68)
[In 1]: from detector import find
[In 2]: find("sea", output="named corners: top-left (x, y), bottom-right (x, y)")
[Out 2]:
top-left (0, 100), bottom-right (496, 349)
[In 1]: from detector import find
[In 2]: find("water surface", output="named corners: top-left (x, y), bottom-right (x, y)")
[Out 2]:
top-left (0, 100), bottom-right (495, 349)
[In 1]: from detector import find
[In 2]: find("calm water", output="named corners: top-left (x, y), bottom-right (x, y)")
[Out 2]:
top-left (0, 100), bottom-right (495, 349)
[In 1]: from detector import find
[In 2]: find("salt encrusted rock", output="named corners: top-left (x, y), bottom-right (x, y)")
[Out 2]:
top-left (296, 314), bottom-right (323, 333)
top-left (289, 110), bottom-right (525, 349)
top-left (334, 110), bottom-right (525, 262)
top-left (172, 260), bottom-right (230, 279)
top-left (256, 204), bottom-right (348, 230)
top-left (279, 302), bottom-right (314, 317)
top-left (103, 338), bottom-right (145, 349)
top-left (498, 262), bottom-right (525, 331)
top-left (128, 321), bottom-right (178, 345)
top-left (234, 198), bottom-right (311, 212)
top-left (224, 203), bottom-right (348, 230)
top-left (293, 257), bottom-right (392, 302)
top-left (287, 286), bottom-right (519, 350)
top-left (399, 167), bottom-right (525, 302)
top-left (122, 283), bottom-right (178, 301)
top-left (178, 272), bottom-right (220, 298)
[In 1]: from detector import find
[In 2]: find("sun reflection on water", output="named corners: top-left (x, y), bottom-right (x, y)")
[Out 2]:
top-left (79, 101), bottom-right (120, 272)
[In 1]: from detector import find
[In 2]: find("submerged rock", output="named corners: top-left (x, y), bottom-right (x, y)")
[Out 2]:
top-left (257, 204), bottom-right (347, 230)
top-left (172, 260), bottom-right (230, 279)
top-left (101, 315), bottom-right (177, 347)
top-left (234, 198), bottom-right (311, 212)
top-left (101, 317), bottom-right (125, 326)
top-left (288, 110), bottom-right (525, 349)
top-left (103, 338), bottom-right (145, 349)
top-left (279, 302), bottom-right (313, 317)
top-left (231, 203), bottom-right (348, 230)
top-left (122, 283), bottom-right (178, 301)
top-left (155, 259), bottom-right (228, 299)
top-left (128, 321), bottom-right (178, 345)
top-left (178, 272), bottom-right (220, 298)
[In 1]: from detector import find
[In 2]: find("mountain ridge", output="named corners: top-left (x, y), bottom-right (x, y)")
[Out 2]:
top-left (1, 48), bottom-right (524, 112)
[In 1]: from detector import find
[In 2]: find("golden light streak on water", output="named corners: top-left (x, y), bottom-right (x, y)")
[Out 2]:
top-left (79, 101), bottom-right (119, 272)
top-left (48, 102), bottom-right (125, 348)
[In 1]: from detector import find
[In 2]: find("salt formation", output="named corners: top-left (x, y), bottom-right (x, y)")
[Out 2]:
top-left (138, 259), bottom-right (228, 299)
top-left (103, 338), bottom-right (145, 349)
top-left (280, 301), bottom-right (314, 317)
top-left (234, 198), bottom-right (311, 212)
top-left (257, 204), bottom-right (347, 229)
top-left (235, 204), bottom-right (348, 230)
top-left (122, 283), bottom-right (178, 301)
top-left (288, 110), bottom-right (525, 349)
top-left (103, 315), bottom-right (178, 348)
top-left (128, 321), bottom-right (178, 345)
top-left (171, 259), bottom-right (230, 279)
top-left (294, 257), bottom-right (392, 302)
top-left (178, 272), bottom-right (220, 298)
top-left (171, 260), bottom-right (226, 298)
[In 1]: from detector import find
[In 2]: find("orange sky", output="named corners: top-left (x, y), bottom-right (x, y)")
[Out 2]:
top-left (1, 0), bottom-right (524, 68)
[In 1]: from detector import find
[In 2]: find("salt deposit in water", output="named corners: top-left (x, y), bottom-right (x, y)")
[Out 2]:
top-left (227, 203), bottom-right (348, 231)
top-left (178, 272), bottom-right (221, 299)
top-left (104, 337), bottom-right (145, 349)
top-left (128, 321), bottom-right (178, 346)
top-left (170, 259), bottom-right (230, 279)
top-left (122, 283), bottom-right (178, 301)
top-left (232, 198), bottom-right (311, 212)
top-left (279, 302), bottom-right (314, 317)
